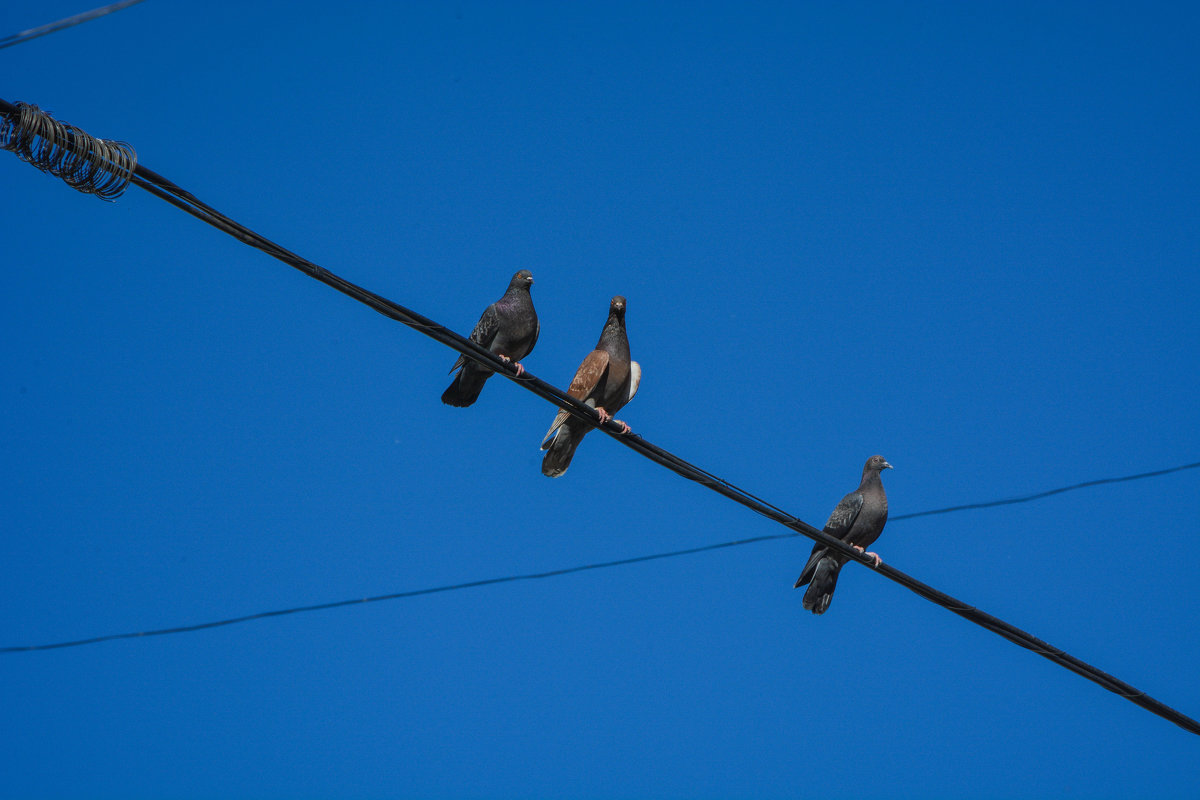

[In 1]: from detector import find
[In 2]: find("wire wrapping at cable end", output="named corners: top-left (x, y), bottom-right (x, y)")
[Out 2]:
top-left (1, 102), bottom-right (136, 200)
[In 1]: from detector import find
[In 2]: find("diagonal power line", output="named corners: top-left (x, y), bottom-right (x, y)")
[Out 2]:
top-left (1, 98), bottom-right (1198, 736)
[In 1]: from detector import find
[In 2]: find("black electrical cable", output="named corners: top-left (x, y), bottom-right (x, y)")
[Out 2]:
top-left (2, 98), bottom-right (1197, 736)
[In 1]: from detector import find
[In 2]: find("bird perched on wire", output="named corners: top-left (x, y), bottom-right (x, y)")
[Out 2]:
top-left (794, 455), bottom-right (893, 614)
top-left (441, 269), bottom-right (539, 407)
top-left (541, 295), bottom-right (640, 477)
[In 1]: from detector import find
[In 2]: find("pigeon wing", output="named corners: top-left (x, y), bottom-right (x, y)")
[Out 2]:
top-left (525, 315), bottom-right (540, 358)
top-left (794, 491), bottom-right (863, 588)
top-left (542, 349), bottom-right (610, 446)
top-left (448, 304), bottom-right (501, 374)
top-left (823, 490), bottom-right (864, 540)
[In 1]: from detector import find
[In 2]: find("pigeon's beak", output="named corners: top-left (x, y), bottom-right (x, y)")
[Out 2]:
top-left (883, 461), bottom-right (894, 470)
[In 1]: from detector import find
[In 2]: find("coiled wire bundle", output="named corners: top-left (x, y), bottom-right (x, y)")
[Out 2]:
top-left (0, 102), bottom-right (136, 200)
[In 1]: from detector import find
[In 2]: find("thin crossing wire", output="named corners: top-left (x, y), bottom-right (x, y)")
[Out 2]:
top-left (0, 0), bottom-right (148, 51)
top-left (3, 461), bottom-right (1197, 655)
top-left (892, 460), bottom-right (1200, 520)
top-left (0, 534), bottom-right (788, 653)
top-left (1, 98), bottom-right (1197, 737)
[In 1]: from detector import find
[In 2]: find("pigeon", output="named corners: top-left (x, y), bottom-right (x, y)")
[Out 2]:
top-left (540, 295), bottom-right (640, 477)
top-left (442, 269), bottom-right (539, 407)
top-left (794, 455), bottom-right (893, 615)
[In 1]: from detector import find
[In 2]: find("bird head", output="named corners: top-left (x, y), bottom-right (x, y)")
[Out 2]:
top-left (865, 454), bottom-right (893, 472)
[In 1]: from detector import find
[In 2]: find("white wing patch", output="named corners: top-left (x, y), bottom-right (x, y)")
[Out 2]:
top-left (626, 361), bottom-right (641, 404)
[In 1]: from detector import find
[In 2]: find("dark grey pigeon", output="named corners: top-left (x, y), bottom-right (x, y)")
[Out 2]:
top-left (794, 455), bottom-right (893, 614)
top-left (442, 270), bottom-right (539, 407)
top-left (540, 296), bottom-right (640, 477)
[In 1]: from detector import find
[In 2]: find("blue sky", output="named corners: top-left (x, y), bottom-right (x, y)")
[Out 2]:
top-left (3, 1), bottom-right (1199, 797)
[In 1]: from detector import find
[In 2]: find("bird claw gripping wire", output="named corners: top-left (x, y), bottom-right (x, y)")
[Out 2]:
top-left (0, 102), bottom-right (136, 200)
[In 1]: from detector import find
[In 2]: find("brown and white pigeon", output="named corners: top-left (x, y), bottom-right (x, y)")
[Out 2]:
top-left (540, 295), bottom-right (640, 478)
top-left (794, 455), bottom-right (892, 614)
top-left (442, 270), bottom-right (539, 407)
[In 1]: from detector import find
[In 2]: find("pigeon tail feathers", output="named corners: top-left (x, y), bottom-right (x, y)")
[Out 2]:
top-left (441, 365), bottom-right (491, 407)
top-left (541, 425), bottom-right (585, 477)
top-left (793, 546), bottom-right (826, 589)
top-left (801, 556), bottom-right (842, 615)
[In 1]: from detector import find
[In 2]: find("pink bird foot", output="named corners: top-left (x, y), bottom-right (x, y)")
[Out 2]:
top-left (496, 355), bottom-right (525, 376)
top-left (595, 407), bottom-right (612, 424)
top-left (852, 545), bottom-right (882, 568)
top-left (612, 419), bottom-right (631, 434)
